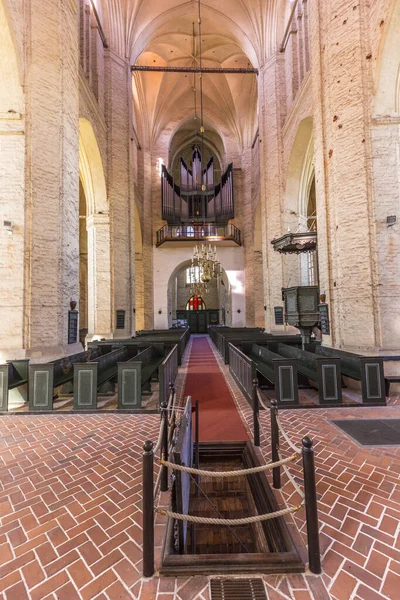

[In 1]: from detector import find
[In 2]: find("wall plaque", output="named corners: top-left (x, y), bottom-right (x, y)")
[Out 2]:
top-left (274, 306), bottom-right (284, 325)
top-left (319, 303), bottom-right (330, 335)
top-left (68, 310), bottom-right (78, 344)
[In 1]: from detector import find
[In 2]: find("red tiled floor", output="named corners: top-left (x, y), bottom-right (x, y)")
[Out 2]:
top-left (0, 336), bottom-right (400, 599)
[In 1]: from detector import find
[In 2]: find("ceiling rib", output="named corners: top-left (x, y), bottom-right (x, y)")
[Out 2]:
top-left (131, 65), bottom-right (258, 74)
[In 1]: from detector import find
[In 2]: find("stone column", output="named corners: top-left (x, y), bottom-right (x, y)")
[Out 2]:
top-left (309, 0), bottom-right (380, 350)
top-left (24, 0), bottom-right (80, 358)
top-left (371, 117), bottom-right (400, 350)
top-left (104, 51), bottom-right (135, 337)
top-left (258, 55), bottom-right (288, 333)
top-left (86, 213), bottom-right (112, 338)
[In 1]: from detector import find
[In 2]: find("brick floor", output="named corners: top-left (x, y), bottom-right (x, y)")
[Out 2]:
top-left (0, 337), bottom-right (399, 599)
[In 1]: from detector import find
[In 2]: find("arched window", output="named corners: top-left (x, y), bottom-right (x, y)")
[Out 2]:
top-left (186, 296), bottom-right (206, 310)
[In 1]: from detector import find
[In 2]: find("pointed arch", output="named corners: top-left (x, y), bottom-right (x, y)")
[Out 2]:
top-left (79, 118), bottom-right (108, 216)
top-left (78, 118), bottom-right (112, 340)
top-left (374, 0), bottom-right (400, 115)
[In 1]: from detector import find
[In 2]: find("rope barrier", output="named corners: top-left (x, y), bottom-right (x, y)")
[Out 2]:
top-left (278, 450), bottom-right (305, 500)
top-left (156, 502), bottom-right (304, 525)
top-left (256, 387), bottom-right (270, 412)
top-left (153, 414), bottom-right (166, 455)
top-left (154, 467), bottom-right (162, 500)
top-left (275, 414), bottom-right (302, 454)
top-left (159, 452), bottom-right (300, 478)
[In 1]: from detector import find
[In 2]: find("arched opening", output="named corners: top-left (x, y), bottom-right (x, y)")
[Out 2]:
top-left (284, 117), bottom-right (317, 287)
top-left (79, 179), bottom-right (88, 344)
top-left (186, 296), bottom-right (206, 310)
top-left (134, 201), bottom-right (145, 330)
top-left (164, 259), bottom-right (232, 330)
top-left (0, 0), bottom-right (25, 355)
top-left (78, 118), bottom-right (112, 341)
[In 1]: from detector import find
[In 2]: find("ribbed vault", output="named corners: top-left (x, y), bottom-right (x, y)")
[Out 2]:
top-left (100, 0), bottom-right (291, 151)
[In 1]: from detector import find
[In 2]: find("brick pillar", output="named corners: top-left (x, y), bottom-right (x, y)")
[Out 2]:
top-left (309, 0), bottom-right (380, 350)
top-left (104, 51), bottom-right (135, 337)
top-left (258, 55), bottom-right (288, 333)
top-left (0, 2), bottom-right (25, 356)
top-left (86, 214), bottom-right (113, 338)
top-left (24, 0), bottom-right (80, 357)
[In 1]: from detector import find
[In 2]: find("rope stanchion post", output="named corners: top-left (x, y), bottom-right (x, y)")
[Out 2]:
top-left (142, 441), bottom-right (154, 577)
top-left (270, 399), bottom-right (281, 489)
top-left (195, 399), bottom-right (200, 497)
top-left (302, 436), bottom-right (321, 574)
top-left (160, 401), bottom-right (169, 492)
top-left (252, 379), bottom-right (260, 447)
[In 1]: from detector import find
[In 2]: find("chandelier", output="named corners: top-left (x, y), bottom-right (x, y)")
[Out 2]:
top-left (189, 243), bottom-right (221, 295)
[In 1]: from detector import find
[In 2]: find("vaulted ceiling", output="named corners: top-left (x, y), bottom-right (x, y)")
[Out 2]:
top-left (100, 0), bottom-right (289, 152)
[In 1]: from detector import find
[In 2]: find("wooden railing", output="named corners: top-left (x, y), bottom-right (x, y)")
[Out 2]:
top-left (156, 223), bottom-right (241, 247)
top-left (159, 345), bottom-right (178, 408)
top-left (228, 343), bottom-right (256, 404)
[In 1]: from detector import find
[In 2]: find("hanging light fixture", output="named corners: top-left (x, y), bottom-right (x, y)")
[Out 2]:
top-left (189, 243), bottom-right (221, 295)
top-left (187, 0), bottom-right (221, 296)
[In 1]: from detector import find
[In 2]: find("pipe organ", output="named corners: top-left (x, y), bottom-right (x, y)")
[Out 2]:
top-left (161, 146), bottom-right (234, 223)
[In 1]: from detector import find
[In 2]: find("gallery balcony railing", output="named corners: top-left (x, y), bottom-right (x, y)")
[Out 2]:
top-left (156, 223), bottom-right (242, 247)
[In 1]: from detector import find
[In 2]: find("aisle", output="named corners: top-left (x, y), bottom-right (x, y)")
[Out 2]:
top-left (183, 336), bottom-right (249, 441)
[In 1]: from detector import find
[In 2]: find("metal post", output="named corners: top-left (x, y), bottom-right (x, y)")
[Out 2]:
top-left (302, 436), bottom-right (321, 574)
top-left (252, 379), bottom-right (260, 447)
top-left (168, 381), bottom-right (174, 413)
top-left (160, 401), bottom-right (169, 492)
top-left (270, 399), bottom-right (281, 489)
top-left (195, 400), bottom-right (200, 498)
top-left (142, 440), bottom-right (154, 577)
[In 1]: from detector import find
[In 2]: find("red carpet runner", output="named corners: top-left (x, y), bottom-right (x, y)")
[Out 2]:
top-left (183, 336), bottom-right (249, 442)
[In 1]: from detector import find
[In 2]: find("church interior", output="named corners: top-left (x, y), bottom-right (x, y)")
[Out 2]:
top-left (1, 1), bottom-right (400, 599)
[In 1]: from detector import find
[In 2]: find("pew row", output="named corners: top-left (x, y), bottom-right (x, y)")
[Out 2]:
top-left (0, 360), bottom-right (29, 412)
top-left (28, 349), bottom-right (102, 411)
top-left (229, 343), bottom-right (299, 406)
top-left (315, 346), bottom-right (386, 404)
top-left (276, 343), bottom-right (342, 405)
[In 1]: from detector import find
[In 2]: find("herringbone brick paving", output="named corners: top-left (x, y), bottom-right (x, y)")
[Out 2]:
top-left (0, 337), bottom-right (399, 599)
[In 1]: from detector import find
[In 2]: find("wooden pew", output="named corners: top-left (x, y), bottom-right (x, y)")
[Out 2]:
top-left (90, 328), bottom-right (190, 365)
top-left (250, 344), bottom-right (299, 405)
top-left (73, 347), bottom-right (130, 410)
top-left (29, 349), bottom-right (102, 411)
top-left (0, 360), bottom-right (29, 411)
top-left (276, 343), bottom-right (342, 405)
top-left (315, 346), bottom-right (386, 404)
top-left (118, 345), bottom-right (166, 409)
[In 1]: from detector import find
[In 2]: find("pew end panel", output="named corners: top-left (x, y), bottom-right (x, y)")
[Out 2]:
top-left (360, 357), bottom-right (386, 404)
top-left (316, 358), bottom-right (342, 404)
top-left (29, 365), bottom-right (54, 411)
top-left (272, 359), bottom-right (299, 405)
top-left (117, 362), bottom-right (142, 409)
top-left (73, 364), bottom-right (98, 410)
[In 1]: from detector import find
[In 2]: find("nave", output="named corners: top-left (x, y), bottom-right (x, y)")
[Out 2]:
top-left (1, 337), bottom-right (400, 599)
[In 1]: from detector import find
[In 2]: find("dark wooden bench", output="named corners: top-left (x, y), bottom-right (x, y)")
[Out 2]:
top-left (315, 346), bottom-right (386, 404)
top-left (118, 345), bottom-right (166, 409)
top-left (0, 360), bottom-right (29, 411)
top-left (385, 376), bottom-right (400, 396)
top-left (277, 343), bottom-right (342, 404)
top-left (29, 349), bottom-right (102, 411)
top-left (250, 344), bottom-right (299, 405)
top-left (73, 347), bottom-right (130, 410)
top-left (90, 328), bottom-right (189, 365)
